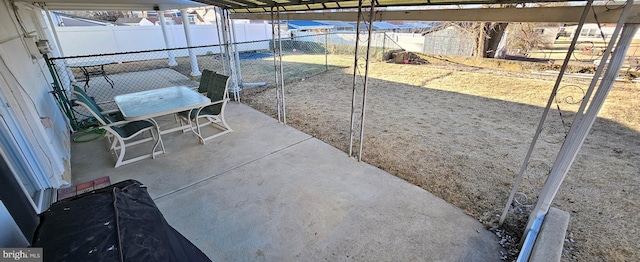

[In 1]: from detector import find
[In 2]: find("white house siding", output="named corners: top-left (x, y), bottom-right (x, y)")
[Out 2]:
top-left (0, 1), bottom-right (69, 186)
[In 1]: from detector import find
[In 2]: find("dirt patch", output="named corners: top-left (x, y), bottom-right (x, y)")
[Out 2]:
top-left (244, 60), bottom-right (640, 261)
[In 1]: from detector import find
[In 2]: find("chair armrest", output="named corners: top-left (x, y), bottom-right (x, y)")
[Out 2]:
top-left (101, 109), bottom-right (120, 114)
top-left (208, 98), bottom-right (229, 106)
top-left (103, 119), bottom-right (155, 128)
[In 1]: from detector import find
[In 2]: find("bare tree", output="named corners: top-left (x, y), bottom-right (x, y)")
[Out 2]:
top-left (444, 21), bottom-right (509, 58)
top-left (447, 4), bottom-right (515, 58)
top-left (506, 23), bottom-right (554, 56)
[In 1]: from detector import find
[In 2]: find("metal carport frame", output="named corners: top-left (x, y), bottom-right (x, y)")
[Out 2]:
top-left (25, 0), bottom-right (639, 259)
top-left (200, 2), bottom-right (637, 260)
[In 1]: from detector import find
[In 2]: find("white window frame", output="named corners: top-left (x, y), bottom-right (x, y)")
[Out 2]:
top-left (0, 100), bottom-right (51, 214)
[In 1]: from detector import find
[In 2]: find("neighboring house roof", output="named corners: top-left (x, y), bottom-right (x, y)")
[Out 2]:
top-left (52, 11), bottom-right (115, 27)
top-left (398, 22), bottom-right (434, 29)
top-left (59, 17), bottom-right (105, 26)
top-left (287, 20), bottom-right (334, 30)
top-left (115, 17), bottom-right (154, 26)
top-left (316, 20), bottom-right (354, 29)
top-left (115, 17), bottom-right (144, 24)
top-left (173, 17), bottom-right (184, 24)
top-left (348, 21), bottom-right (399, 30)
top-left (372, 21), bottom-right (400, 30)
top-left (202, 9), bottom-right (219, 23)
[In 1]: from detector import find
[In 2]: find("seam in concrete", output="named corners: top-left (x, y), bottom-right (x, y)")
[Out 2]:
top-left (529, 207), bottom-right (570, 262)
top-left (152, 136), bottom-right (313, 201)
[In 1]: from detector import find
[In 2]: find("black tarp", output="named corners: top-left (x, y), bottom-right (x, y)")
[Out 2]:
top-left (33, 179), bottom-right (210, 262)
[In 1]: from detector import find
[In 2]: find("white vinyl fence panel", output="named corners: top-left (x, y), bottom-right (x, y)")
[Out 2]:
top-left (56, 23), bottom-right (271, 62)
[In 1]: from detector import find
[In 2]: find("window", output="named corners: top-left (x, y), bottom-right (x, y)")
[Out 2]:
top-left (0, 108), bottom-right (51, 213)
top-left (580, 28), bottom-right (598, 37)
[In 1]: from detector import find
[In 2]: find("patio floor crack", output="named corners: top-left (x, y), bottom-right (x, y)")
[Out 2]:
top-left (152, 136), bottom-right (313, 201)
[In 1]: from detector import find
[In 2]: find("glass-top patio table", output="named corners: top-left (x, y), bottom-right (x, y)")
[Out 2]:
top-left (67, 60), bottom-right (116, 91)
top-left (114, 86), bottom-right (210, 134)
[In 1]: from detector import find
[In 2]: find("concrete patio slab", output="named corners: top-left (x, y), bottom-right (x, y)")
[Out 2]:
top-left (155, 138), bottom-right (502, 261)
top-left (71, 102), bottom-right (311, 198)
top-left (71, 103), bottom-right (502, 261)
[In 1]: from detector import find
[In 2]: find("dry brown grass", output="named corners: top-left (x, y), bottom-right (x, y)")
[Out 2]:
top-left (243, 59), bottom-right (640, 261)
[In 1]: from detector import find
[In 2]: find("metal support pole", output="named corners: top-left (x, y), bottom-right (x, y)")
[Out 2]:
top-left (277, 7), bottom-right (286, 124)
top-left (180, 8), bottom-right (201, 77)
top-left (230, 20), bottom-right (243, 88)
top-left (158, 11), bottom-right (178, 67)
top-left (348, 0), bottom-right (374, 161)
top-left (220, 9), bottom-right (240, 101)
top-left (499, 0), bottom-right (594, 226)
top-left (520, 3), bottom-right (635, 260)
top-left (349, 1), bottom-right (364, 158)
top-left (357, 3), bottom-right (375, 161)
top-left (382, 31), bottom-right (386, 58)
top-left (271, 8), bottom-right (282, 123)
top-left (214, 7), bottom-right (228, 75)
top-left (325, 33), bottom-right (329, 71)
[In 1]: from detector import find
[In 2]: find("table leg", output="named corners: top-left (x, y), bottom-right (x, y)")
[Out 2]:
top-left (80, 66), bottom-right (90, 91)
top-left (148, 118), bottom-right (166, 158)
top-left (100, 65), bottom-right (115, 88)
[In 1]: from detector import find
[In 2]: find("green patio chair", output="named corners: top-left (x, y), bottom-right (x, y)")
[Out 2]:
top-left (73, 90), bottom-right (166, 168)
top-left (178, 70), bottom-right (232, 144)
top-left (73, 84), bottom-right (127, 148)
top-left (72, 84), bottom-right (124, 123)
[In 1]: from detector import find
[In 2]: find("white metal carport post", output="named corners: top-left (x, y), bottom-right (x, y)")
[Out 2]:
top-left (348, 0), bottom-right (375, 161)
top-left (158, 11), bottom-right (178, 66)
top-left (271, 6), bottom-right (286, 124)
top-left (519, 4), bottom-right (638, 262)
top-left (218, 8), bottom-right (241, 101)
top-left (500, 0), bottom-right (593, 226)
top-left (213, 7), bottom-right (228, 75)
top-left (180, 8), bottom-right (201, 77)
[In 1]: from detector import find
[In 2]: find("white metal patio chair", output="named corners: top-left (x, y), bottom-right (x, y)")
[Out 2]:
top-left (74, 90), bottom-right (166, 168)
top-left (178, 70), bottom-right (232, 144)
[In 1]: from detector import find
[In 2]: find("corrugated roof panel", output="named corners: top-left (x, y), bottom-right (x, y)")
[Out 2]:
top-left (287, 20), bottom-right (335, 29)
top-left (193, 0), bottom-right (582, 13)
top-left (373, 21), bottom-right (399, 29)
top-left (317, 20), bottom-right (356, 28)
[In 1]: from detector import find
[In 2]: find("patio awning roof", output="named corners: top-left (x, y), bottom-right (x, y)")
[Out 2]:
top-left (194, 0), bottom-right (585, 13)
top-left (27, 0), bottom-right (587, 13)
top-left (18, 0), bottom-right (204, 11)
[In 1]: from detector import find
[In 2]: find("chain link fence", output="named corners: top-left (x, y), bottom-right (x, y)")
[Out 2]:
top-left (48, 31), bottom-right (401, 123)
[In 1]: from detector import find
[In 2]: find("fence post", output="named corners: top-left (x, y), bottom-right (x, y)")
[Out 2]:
top-left (382, 32), bottom-right (386, 58)
top-left (325, 33), bottom-right (329, 71)
top-left (230, 20), bottom-right (243, 87)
